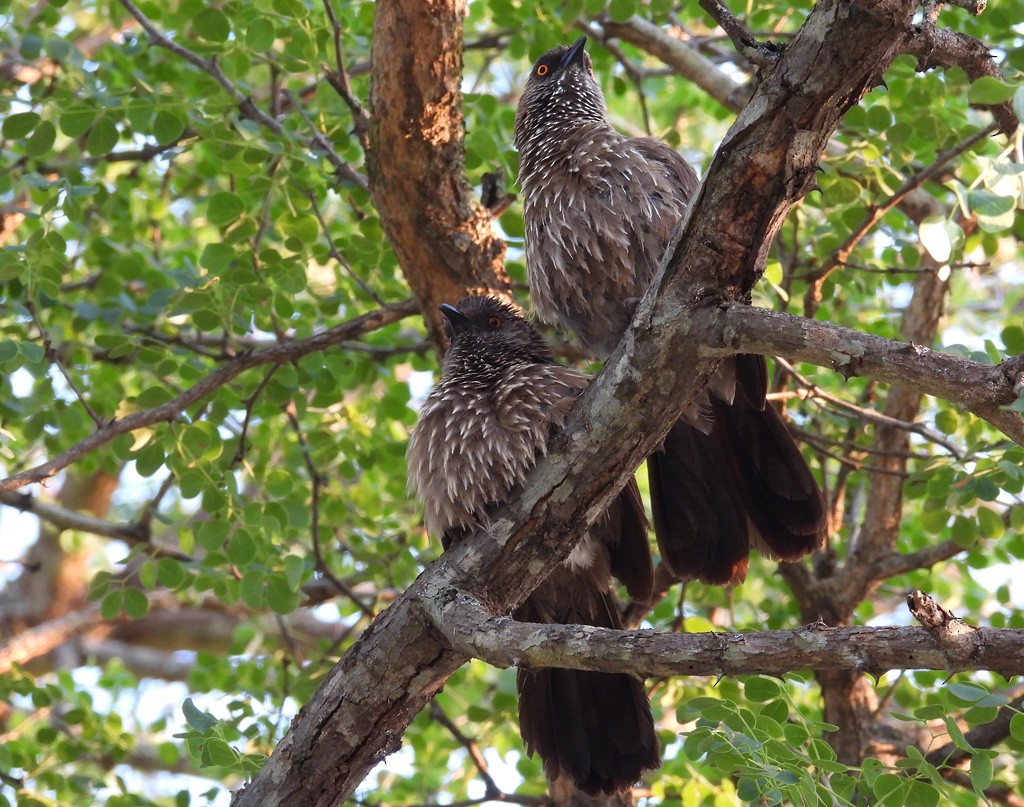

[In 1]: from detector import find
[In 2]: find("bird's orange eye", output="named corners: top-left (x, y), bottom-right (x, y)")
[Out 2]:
top-left (487, 316), bottom-right (502, 328)
top-left (536, 64), bottom-right (549, 77)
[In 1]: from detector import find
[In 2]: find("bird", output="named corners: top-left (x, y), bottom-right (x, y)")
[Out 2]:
top-left (407, 295), bottom-right (659, 795)
top-left (514, 36), bottom-right (828, 585)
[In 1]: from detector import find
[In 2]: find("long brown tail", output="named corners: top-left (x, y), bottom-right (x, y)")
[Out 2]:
top-left (515, 552), bottom-right (658, 795)
top-left (517, 664), bottom-right (658, 795)
top-left (649, 353), bottom-right (827, 585)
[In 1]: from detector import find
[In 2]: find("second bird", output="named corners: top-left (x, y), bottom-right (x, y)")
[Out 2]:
top-left (515, 36), bottom-right (828, 584)
top-left (407, 296), bottom-right (659, 795)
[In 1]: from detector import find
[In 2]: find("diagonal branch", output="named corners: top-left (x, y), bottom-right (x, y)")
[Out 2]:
top-left (0, 301), bottom-right (420, 494)
top-left (116, 0), bottom-right (367, 189)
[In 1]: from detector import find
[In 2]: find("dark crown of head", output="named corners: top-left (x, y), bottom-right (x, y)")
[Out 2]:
top-left (514, 37), bottom-right (608, 152)
top-left (441, 296), bottom-right (554, 373)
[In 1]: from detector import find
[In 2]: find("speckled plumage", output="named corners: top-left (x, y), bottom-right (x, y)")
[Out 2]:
top-left (515, 37), bottom-right (827, 585)
top-left (515, 39), bottom-right (698, 356)
top-left (406, 296), bottom-right (658, 795)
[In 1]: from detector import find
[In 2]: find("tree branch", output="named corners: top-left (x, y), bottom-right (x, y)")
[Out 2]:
top-left (691, 303), bottom-right (1024, 445)
top-left (116, 0), bottom-right (367, 188)
top-left (0, 301), bottom-right (419, 493)
top-left (423, 590), bottom-right (1024, 679)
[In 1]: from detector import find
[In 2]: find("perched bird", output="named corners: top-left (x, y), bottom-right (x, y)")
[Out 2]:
top-left (407, 295), bottom-right (659, 795)
top-left (515, 36), bottom-right (828, 585)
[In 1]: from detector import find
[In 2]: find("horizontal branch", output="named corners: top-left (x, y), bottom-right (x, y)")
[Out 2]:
top-left (427, 590), bottom-right (1024, 679)
top-left (0, 301), bottom-right (419, 493)
top-left (694, 303), bottom-right (1024, 445)
top-left (0, 491), bottom-right (192, 561)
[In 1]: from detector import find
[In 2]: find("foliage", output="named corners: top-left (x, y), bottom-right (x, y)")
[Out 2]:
top-left (0, 0), bottom-right (1022, 804)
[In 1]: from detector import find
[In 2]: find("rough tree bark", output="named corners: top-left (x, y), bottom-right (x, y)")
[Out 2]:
top-left (228, 1), bottom-right (1021, 804)
top-left (366, 0), bottom-right (509, 353)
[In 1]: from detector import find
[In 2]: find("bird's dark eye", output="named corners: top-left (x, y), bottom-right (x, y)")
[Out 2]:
top-left (487, 316), bottom-right (502, 328)
top-left (536, 63), bottom-right (549, 77)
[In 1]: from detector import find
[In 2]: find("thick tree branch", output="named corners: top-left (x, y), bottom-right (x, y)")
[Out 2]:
top-left (0, 301), bottom-right (419, 493)
top-left (903, 24), bottom-right (1019, 134)
top-left (690, 304), bottom-right (1024, 445)
top-left (424, 591), bottom-right (1024, 679)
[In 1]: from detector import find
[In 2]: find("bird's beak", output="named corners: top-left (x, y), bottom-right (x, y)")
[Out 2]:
top-left (558, 36), bottom-right (587, 73)
top-left (439, 304), bottom-right (476, 335)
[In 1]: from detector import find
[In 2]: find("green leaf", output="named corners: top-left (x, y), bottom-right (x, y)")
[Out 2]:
top-left (193, 8), bottom-right (230, 42)
top-left (203, 737), bottom-right (238, 767)
top-left (967, 76), bottom-right (1017, 105)
top-left (1001, 325), bottom-right (1024, 354)
top-left (943, 716), bottom-right (973, 752)
top-left (948, 682), bottom-right (989, 703)
top-left (977, 507), bottom-right (1004, 539)
top-left (284, 554), bottom-right (306, 590)
top-left (25, 120), bottom-right (56, 156)
top-left (208, 192), bottom-right (245, 226)
top-left (934, 409), bottom-right (957, 434)
top-left (240, 571), bottom-right (265, 609)
top-left (744, 676), bottom-right (782, 703)
top-left (182, 698), bottom-right (218, 732)
top-left (138, 560), bottom-right (158, 590)
top-left (245, 18), bottom-right (276, 51)
top-left (871, 773), bottom-right (905, 802)
top-left (59, 107), bottom-right (95, 137)
top-left (153, 110), bottom-right (186, 145)
top-left (226, 529), bottom-right (257, 565)
top-left (1010, 712), bottom-right (1024, 741)
top-left (99, 590), bottom-right (123, 620)
top-left (969, 753), bottom-right (993, 791)
top-left (85, 117), bottom-right (119, 156)
top-left (280, 214), bottom-right (319, 243)
top-left (904, 779), bottom-right (939, 807)
top-left (157, 557), bottom-right (187, 588)
top-left (3, 111), bottom-right (41, 139)
top-left (266, 574), bottom-right (300, 615)
top-left (195, 520), bottom-right (230, 551)
top-left (122, 587), bottom-right (150, 619)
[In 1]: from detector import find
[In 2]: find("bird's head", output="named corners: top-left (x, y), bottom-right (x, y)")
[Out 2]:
top-left (438, 296), bottom-right (554, 377)
top-left (514, 36), bottom-right (608, 154)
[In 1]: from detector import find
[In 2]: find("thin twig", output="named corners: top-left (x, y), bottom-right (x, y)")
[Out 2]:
top-left (320, 0), bottom-right (370, 146)
top-left (284, 402), bottom-right (376, 619)
top-left (697, 0), bottom-right (781, 68)
top-left (304, 189), bottom-right (384, 305)
top-left (428, 701), bottom-right (501, 799)
top-left (26, 302), bottom-right (105, 428)
top-left (804, 121), bottom-right (999, 310)
top-left (231, 365), bottom-right (280, 466)
top-left (774, 356), bottom-right (965, 458)
top-left (118, 0), bottom-right (367, 189)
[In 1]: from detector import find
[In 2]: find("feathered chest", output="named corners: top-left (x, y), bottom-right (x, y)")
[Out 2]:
top-left (407, 364), bottom-right (587, 537)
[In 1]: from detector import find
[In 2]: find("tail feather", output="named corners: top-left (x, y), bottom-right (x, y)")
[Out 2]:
top-left (601, 479), bottom-right (655, 603)
top-left (647, 424), bottom-right (750, 585)
top-left (517, 666), bottom-right (658, 795)
top-left (649, 354), bottom-right (826, 584)
top-left (515, 576), bottom-right (658, 794)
